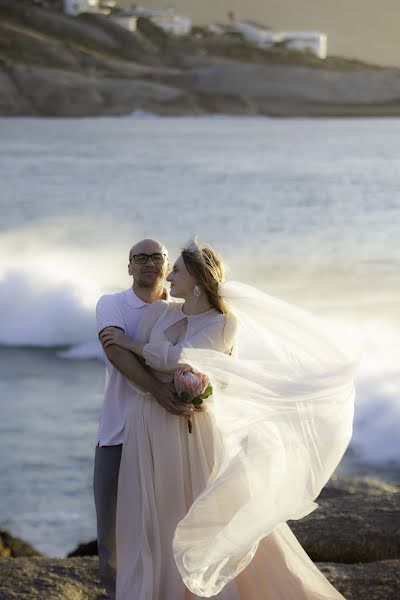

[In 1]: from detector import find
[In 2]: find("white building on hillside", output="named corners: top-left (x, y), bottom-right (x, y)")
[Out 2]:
top-left (109, 14), bottom-right (138, 32)
top-left (208, 23), bottom-right (232, 35)
top-left (150, 14), bottom-right (191, 36)
top-left (123, 6), bottom-right (191, 36)
top-left (64, 0), bottom-right (97, 16)
top-left (275, 31), bottom-right (328, 59)
top-left (63, 0), bottom-right (113, 16)
top-left (132, 6), bottom-right (174, 17)
top-left (230, 20), bottom-right (274, 47)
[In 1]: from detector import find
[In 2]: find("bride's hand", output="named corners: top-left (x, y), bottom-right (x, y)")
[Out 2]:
top-left (100, 329), bottom-right (132, 350)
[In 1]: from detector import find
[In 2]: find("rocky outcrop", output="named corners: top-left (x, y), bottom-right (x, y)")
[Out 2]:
top-left (67, 540), bottom-right (97, 558)
top-left (290, 476), bottom-right (400, 563)
top-left (66, 476), bottom-right (400, 564)
top-left (0, 557), bottom-right (106, 600)
top-left (0, 557), bottom-right (399, 599)
top-left (0, 529), bottom-right (43, 558)
top-left (319, 560), bottom-right (400, 600)
top-left (0, 64), bottom-right (194, 117)
top-left (1, 476), bottom-right (400, 599)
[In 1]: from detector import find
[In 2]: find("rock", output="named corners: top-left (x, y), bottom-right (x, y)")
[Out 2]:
top-left (67, 477), bottom-right (400, 565)
top-left (178, 61), bottom-right (400, 104)
top-left (0, 557), bottom-right (106, 600)
top-left (68, 540), bottom-right (98, 558)
top-left (318, 560), bottom-right (400, 600)
top-left (0, 556), bottom-right (399, 600)
top-left (0, 69), bottom-right (32, 115)
top-left (320, 475), bottom-right (400, 498)
top-left (1, 64), bottom-right (194, 117)
top-left (289, 476), bottom-right (400, 563)
top-left (0, 530), bottom-right (43, 558)
top-left (60, 477), bottom-right (400, 566)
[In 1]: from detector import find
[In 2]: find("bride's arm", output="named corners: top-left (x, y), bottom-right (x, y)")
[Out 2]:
top-left (141, 314), bottom-right (238, 373)
top-left (98, 300), bottom-right (191, 416)
top-left (100, 299), bottom-right (168, 355)
top-left (100, 307), bottom-right (238, 373)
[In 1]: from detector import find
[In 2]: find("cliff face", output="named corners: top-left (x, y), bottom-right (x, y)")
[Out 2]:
top-left (2, 0), bottom-right (400, 117)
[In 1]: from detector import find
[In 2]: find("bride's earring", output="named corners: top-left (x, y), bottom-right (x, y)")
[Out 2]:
top-left (193, 285), bottom-right (201, 297)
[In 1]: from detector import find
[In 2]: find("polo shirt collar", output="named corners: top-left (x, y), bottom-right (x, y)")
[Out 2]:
top-left (128, 287), bottom-right (171, 309)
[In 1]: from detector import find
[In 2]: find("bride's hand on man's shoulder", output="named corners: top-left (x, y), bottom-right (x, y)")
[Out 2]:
top-left (99, 328), bottom-right (132, 350)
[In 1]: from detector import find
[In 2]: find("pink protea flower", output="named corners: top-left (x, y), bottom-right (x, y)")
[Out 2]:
top-left (174, 367), bottom-right (209, 400)
top-left (174, 367), bottom-right (212, 433)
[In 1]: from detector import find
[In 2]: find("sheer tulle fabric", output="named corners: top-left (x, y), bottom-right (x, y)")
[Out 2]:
top-left (172, 281), bottom-right (356, 597)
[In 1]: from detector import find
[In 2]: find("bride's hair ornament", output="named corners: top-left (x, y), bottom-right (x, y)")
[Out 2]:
top-left (181, 236), bottom-right (229, 315)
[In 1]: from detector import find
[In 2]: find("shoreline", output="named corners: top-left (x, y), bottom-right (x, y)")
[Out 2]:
top-left (4, 111), bottom-right (400, 120)
top-left (3, 62), bottom-right (400, 119)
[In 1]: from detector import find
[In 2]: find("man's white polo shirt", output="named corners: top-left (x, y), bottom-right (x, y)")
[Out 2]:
top-left (96, 288), bottom-right (162, 446)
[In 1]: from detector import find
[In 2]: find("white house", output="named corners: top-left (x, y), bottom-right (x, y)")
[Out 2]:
top-left (150, 14), bottom-right (191, 36)
top-left (109, 14), bottom-right (138, 32)
top-left (230, 20), bottom-right (274, 47)
top-left (63, 0), bottom-right (113, 16)
top-left (132, 6), bottom-right (175, 17)
top-left (63, 0), bottom-right (98, 16)
top-left (274, 31), bottom-right (328, 59)
top-left (208, 23), bottom-right (231, 35)
top-left (126, 6), bottom-right (191, 36)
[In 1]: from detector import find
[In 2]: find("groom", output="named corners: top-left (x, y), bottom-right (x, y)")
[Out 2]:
top-left (94, 238), bottom-right (185, 600)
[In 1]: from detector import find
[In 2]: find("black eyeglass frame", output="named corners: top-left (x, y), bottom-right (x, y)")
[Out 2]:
top-left (129, 252), bottom-right (167, 265)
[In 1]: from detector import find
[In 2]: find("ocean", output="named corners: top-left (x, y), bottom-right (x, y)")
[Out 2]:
top-left (0, 115), bottom-right (399, 556)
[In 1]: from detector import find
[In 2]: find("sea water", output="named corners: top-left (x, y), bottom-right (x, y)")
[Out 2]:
top-left (0, 115), bottom-right (399, 556)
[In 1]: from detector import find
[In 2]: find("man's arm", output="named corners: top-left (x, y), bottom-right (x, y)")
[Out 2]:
top-left (100, 327), bottom-right (191, 417)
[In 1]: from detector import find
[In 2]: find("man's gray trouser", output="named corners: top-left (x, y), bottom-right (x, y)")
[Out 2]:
top-left (93, 444), bottom-right (122, 600)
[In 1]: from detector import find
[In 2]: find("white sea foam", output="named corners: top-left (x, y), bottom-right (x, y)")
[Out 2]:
top-left (352, 376), bottom-right (400, 465)
top-left (0, 268), bottom-right (99, 347)
top-left (0, 265), bottom-right (398, 467)
top-left (129, 109), bottom-right (158, 118)
top-left (57, 341), bottom-right (104, 360)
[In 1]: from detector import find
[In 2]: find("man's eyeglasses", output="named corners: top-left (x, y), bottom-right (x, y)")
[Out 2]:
top-left (129, 253), bottom-right (167, 265)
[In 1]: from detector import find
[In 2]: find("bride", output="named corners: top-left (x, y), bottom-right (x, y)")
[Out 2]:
top-left (100, 238), bottom-right (355, 599)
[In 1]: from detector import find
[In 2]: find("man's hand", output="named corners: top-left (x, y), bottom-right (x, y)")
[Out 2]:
top-left (150, 381), bottom-right (194, 417)
top-left (98, 328), bottom-right (192, 417)
top-left (100, 328), bottom-right (132, 350)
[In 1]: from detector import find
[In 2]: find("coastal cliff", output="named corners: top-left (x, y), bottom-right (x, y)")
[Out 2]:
top-left (2, 0), bottom-right (400, 117)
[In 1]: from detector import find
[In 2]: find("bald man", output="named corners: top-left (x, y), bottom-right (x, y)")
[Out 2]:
top-left (94, 239), bottom-right (186, 599)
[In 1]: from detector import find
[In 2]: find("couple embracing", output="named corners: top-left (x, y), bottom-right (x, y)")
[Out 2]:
top-left (94, 237), bottom-right (355, 600)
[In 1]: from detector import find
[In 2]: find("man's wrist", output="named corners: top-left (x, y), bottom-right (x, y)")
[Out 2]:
top-left (147, 379), bottom-right (162, 397)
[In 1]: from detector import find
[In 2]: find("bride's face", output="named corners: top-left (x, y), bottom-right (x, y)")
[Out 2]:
top-left (166, 255), bottom-right (197, 299)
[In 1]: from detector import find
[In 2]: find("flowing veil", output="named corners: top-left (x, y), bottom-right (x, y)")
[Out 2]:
top-left (173, 281), bottom-right (357, 597)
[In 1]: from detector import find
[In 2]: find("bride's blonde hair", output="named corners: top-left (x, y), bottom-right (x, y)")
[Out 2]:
top-left (181, 238), bottom-right (229, 315)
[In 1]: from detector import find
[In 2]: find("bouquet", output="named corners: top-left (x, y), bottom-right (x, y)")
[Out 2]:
top-left (174, 367), bottom-right (213, 433)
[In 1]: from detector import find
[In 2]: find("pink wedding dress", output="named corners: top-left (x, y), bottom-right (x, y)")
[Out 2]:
top-left (116, 289), bottom-right (354, 599)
